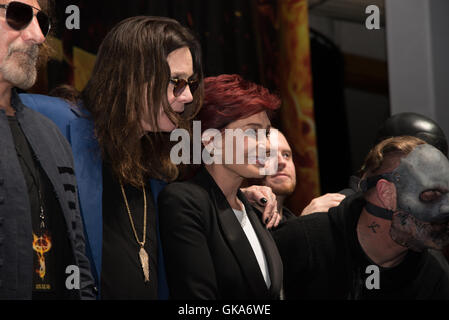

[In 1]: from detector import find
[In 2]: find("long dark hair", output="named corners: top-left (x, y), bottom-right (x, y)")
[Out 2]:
top-left (81, 16), bottom-right (203, 186)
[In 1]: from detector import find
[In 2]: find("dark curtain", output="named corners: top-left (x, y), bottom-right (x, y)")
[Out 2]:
top-left (48, 0), bottom-right (266, 91)
top-left (310, 29), bottom-right (352, 193)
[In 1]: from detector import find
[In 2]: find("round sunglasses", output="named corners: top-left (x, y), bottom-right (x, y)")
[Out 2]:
top-left (169, 77), bottom-right (199, 97)
top-left (0, 1), bottom-right (51, 37)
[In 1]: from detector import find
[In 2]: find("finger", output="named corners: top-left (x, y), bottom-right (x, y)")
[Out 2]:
top-left (266, 208), bottom-right (280, 229)
top-left (329, 193), bottom-right (346, 200)
top-left (262, 200), bottom-right (276, 225)
top-left (330, 199), bottom-right (345, 206)
top-left (257, 187), bottom-right (276, 202)
top-left (249, 190), bottom-right (264, 202)
top-left (253, 196), bottom-right (269, 208)
top-left (265, 210), bottom-right (277, 229)
top-left (315, 201), bottom-right (342, 212)
top-left (251, 190), bottom-right (271, 206)
top-left (274, 214), bottom-right (282, 227)
top-left (321, 193), bottom-right (343, 200)
top-left (265, 202), bottom-right (278, 229)
top-left (244, 189), bottom-right (266, 207)
top-left (262, 197), bottom-right (277, 218)
top-left (272, 209), bottom-right (282, 228)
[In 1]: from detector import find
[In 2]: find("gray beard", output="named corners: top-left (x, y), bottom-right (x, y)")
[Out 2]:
top-left (0, 45), bottom-right (39, 89)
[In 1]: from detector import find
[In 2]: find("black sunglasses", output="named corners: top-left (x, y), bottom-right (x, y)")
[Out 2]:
top-left (0, 1), bottom-right (51, 37)
top-left (169, 77), bottom-right (199, 97)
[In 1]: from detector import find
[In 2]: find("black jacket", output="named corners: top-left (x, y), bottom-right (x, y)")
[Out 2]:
top-left (158, 167), bottom-right (283, 300)
top-left (273, 192), bottom-right (449, 299)
top-left (0, 91), bottom-right (95, 299)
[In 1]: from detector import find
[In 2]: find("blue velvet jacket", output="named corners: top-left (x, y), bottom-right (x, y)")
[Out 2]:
top-left (20, 94), bottom-right (169, 299)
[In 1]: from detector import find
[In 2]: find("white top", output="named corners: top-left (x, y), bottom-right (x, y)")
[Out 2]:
top-left (233, 205), bottom-right (271, 289)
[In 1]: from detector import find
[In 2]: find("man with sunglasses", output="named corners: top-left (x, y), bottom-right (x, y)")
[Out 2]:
top-left (0, 0), bottom-right (95, 299)
top-left (18, 16), bottom-right (204, 300)
top-left (20, 14), bottom-right (283, 299)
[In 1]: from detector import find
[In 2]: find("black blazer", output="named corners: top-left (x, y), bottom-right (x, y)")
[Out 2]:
top-left (158, 167), bottom-right (283, 300)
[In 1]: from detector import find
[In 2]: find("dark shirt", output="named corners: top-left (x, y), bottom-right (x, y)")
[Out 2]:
top-left (350, 216), bottom-right (445, 299)
top-left (273, 192), bottom-right (449, 299)
top-left (281, 207), bottom-right (296, 223)
top-left (8, 116), bottom-right (75, 300)
top-left (101, 163), bottom-right (158, 299)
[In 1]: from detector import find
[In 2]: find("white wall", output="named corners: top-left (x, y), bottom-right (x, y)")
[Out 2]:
top-left (386, 0), bottom-right (449, 139)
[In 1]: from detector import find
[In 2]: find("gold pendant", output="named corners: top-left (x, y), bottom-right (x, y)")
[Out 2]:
top-left (139, 246), bottom-right (150, 282)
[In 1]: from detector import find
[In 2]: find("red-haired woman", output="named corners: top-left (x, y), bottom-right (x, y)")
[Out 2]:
top-left (158, 74), bottom-right (283, 299)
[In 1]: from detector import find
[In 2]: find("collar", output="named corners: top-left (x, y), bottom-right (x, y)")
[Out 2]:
top-left (281, 206), bottom-right (296, 222)
top-left (364, 202), bottom-right (394, 220)
top-left (69, 100), bottom-right (89, 118)
top-left (10, 88), bottom-right (25, 113)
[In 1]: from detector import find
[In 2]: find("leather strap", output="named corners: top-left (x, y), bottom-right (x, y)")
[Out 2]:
top-left (365, 202), bottom-right (394, 220)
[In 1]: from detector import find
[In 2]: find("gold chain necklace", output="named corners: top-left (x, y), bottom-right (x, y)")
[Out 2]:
top-left (119, 182), bottom-right (150, 283)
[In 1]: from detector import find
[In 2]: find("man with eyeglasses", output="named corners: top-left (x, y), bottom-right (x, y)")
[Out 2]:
top-left (0, 0), bottom-right (95, 299)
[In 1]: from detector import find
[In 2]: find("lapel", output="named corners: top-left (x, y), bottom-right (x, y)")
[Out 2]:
top-left (17, 107), bottom-right (73, 238)
top-left (195, 168), bottom-right (275, 298)
top-left (240, 195), bottom-right (283, 298)
top-left (69, 116), bottom-right (103, 282)
top-left (149, 178), bottom-right (169, 300)
top-left (150, 178), bottom-right (167, 203)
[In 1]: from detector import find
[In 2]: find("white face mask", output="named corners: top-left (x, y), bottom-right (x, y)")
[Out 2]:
top-left (389, 144), bottom-right (449, 250)
top-left (394, 144), bottom-right (449, 223)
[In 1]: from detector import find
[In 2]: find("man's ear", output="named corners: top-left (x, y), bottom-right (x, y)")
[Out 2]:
top-left (376, 179), bottom-right (397, 211)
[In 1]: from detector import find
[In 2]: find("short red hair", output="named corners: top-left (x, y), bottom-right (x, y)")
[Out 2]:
top-left (197, 74), bottom-right (280, 132)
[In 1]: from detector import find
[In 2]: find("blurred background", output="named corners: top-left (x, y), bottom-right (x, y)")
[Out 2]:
top-left (30, 0), bottom-right (449, 215)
